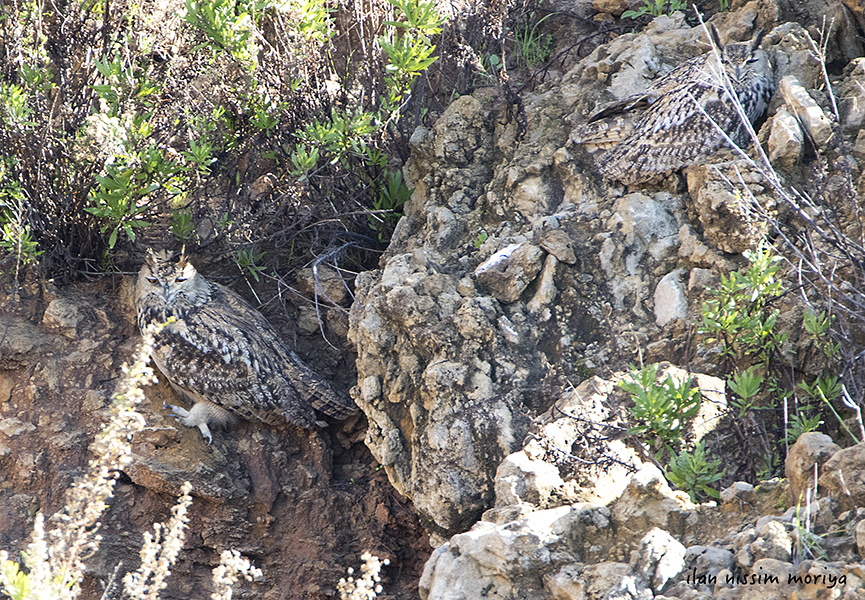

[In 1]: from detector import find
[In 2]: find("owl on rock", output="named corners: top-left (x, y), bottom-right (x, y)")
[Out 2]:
top-left (571, 25), bottom-right (774, 185)
top-left (135, 249), bottom-right (356, 444)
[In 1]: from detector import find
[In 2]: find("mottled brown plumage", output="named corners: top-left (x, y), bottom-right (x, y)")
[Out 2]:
top-left (135, 249), bottom-right (356, 443)
top-left (572, 27), bottom-right (774, 185)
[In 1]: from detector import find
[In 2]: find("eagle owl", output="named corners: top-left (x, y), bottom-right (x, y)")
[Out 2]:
top-left (571, 26), bottom-right (774, 185)
top-left (135, 249), bottom-right (357, 443)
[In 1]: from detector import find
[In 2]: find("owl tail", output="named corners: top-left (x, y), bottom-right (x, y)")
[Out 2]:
top-left (310, 387), bottom-right (359, 420)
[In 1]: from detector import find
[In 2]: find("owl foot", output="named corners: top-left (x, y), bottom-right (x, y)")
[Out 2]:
top-left (165, 403), bottom-right (214, 445)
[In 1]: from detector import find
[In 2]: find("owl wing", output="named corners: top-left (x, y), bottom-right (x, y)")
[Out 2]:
top-left (214, 284), bottom-right (357, 423)
top-left (571, 54), bottom-right (709, 149)
top-left (153, 304), bottom-right (316, 427)
top-left (281, 346), bottom-right (358, 420)
top-left (597, 81), bottom-right (738, 185)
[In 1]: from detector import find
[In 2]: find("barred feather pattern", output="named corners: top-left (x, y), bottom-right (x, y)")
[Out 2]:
top-left (572, 28), bottom-right (774, 185)
top-left (135, 250), bottom-right (357, 433)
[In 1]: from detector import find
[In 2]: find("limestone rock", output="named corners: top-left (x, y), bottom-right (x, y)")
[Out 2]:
top-left (721, 482), bottom-right (757, 512)
top-left (42, 297), bottom-right (83, 339)
top-left (540, 228), bottom-right (577, 264)
top-left (543, 564), bottom-right (586, 600)
top-left (419, 504), bottom-right (612, 600)
top-left (582, 563), bottom-right (632, 598)
top-left (630, 528), bottom-right (686, 594)
top-left (592, 0), bottom-right (627, 16)
top-left (686, 160), bottom-right (774, 255)
top-left (527, 254), bottom-right (559, 316)
top-left (837, 58), bottom-right (865, 136)
top-left (493, 448), bottom-right (565, 509)
top-left (295, 264), bottom-right (349, 306)
top-left (750, 520), bottom-right (792, 562)
top-left (685, 545), bottom-right (734, 583)
top-left (775, 0), bottom-right (863, 64)
top-left (600, 193), bottom-right (680, 318)
top-left (654, 269), bottom-right (687, 327)
top-left (780, 75), bottom-right (833, 149)
top-left (474, 242), bottom-right (546, 303)
top-left (687, 268), bottom-right (718, 294)
top-left (522, 376), bottom-right (642, 508)
top-left (819, 443), bottom-right (865, 511)
top-left (768, 107), bottom-right (804, 170)
top-left (786, 432), bottom-right (840, 506)
top-left (611, 463), bottom-right (694, 542)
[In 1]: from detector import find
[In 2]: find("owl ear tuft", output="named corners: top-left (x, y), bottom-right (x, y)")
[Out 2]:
top-left (749, 29), bottom-right (765, 53)
top-left (177, 245), bottom-right (189, 269)
top-left (145, 248), bottom-right (159, 269)
top-left (708, 24), bottom-right (724, 51)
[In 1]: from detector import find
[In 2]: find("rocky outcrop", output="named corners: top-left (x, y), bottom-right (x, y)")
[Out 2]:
top-left (5, 1), bottom-right (864, 598)
top-left (348, 92), bottom-right (608, 542)
top-left (420, 396), bottom-right (865, 600)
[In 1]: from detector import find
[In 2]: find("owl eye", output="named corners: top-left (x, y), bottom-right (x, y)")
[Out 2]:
top-left (147, 277), bottom-right (158, 284)
top-left (175, 276), bottom-right (188, 283)
top-left (746, 57), bottom-right (759, 63)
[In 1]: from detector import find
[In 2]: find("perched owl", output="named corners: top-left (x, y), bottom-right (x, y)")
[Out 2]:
top-left (135, 249), bottom-right (357, 444)
top-left (571, 26), bottom-right (774, 185)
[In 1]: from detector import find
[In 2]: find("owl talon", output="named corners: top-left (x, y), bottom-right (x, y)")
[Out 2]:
top-left (165, 404), bottom-right (214, 445)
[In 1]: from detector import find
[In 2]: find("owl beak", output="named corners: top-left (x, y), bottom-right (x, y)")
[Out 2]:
top-left (735, 65), bottom-right (741, 80)
top-left (164, 283), bottom-right (176, 303)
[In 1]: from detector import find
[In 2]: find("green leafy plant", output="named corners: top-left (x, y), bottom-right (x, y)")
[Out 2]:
top-left (85, 166), bottom-right (154, 248)
top-left (756, 448), bottom-right (780, 482)
top-left (297, 111), bottom-right (378, 166)
top-left (368, 170), bottom-right (412, 242)
top-left (665, 441), bottom-right (725, 502)
top-left (183, 0), bottom-right (258, 72)
top-left (0, 82), bottom-right (35, 128)
top-left (91, 54), bottom-right (159, 117)
top-left (285, 0), bottom-right (334, 43)
top-left (171, 208), bottom-right (196, 241)
top-left (182, 137), bottom-right (217, 175)
top-left (798, 374), bottom-right (860, 443)
top-left (786, 411), bottom-right (823, 444)
top-left (0, 178), bottom-right (43, 268)
top-left (728, 366), bottom-right (765, 418)
top-left (792, 500), bottom-right (829, 562)
top-left (621, 0), bottom-right (688, 19)
top-left (378, 0), bottom-right (443, 118)
top-left (472, 231), bottom-right (488, 249)
top-left (700, 242), bottom-right (786, 370)
top-left (234, 247), bottom-right (267, 282)
top-left (216, 213), bottom-right (235, 230)
top-left (250, 96), bottom-right (282, 133)
top-left (514, 13), bottom-right (554, 69)
top-left (0, 221), bottom-right (42, 267)
top-left (803, 308), bottom-right (840, 358)
top-left (620, 363), bottom-right (701, 446)
top-left (289, 144), bottom-right (320, 180)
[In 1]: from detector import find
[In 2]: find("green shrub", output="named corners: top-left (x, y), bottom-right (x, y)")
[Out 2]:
top-left (700, 242), bottom-right (786, 371)
top-left (665, 441), bottom-right (725, 502)
top-left (620, 363), bottom-right (701, 447)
